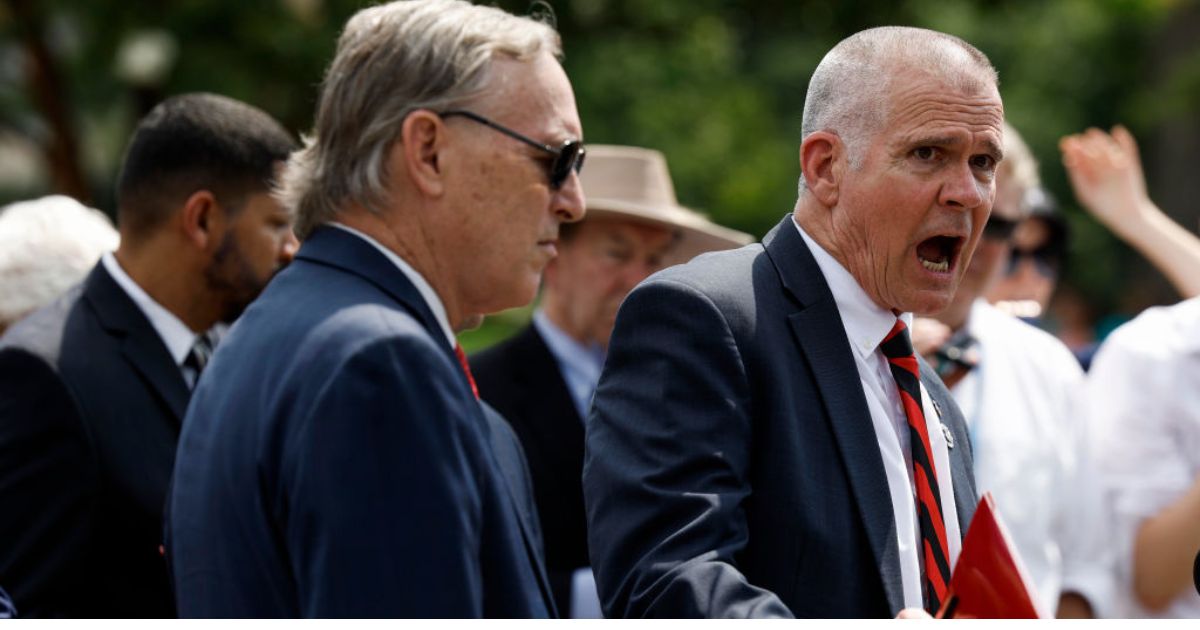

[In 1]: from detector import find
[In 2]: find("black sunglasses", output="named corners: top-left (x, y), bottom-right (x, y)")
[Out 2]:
top-left (981, 215), bottom-right (1019, 241)
top-left (438, 110), bottom-right (585, 190)
top-left (1006, 245), bottom-right (1061, 278)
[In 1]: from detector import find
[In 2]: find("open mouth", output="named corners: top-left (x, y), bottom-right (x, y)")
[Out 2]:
top-left (916, 235), bottom-right (963, 274)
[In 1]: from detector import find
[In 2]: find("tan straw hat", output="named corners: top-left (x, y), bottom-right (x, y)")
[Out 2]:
top-left (580, 145), bottom-right (753, 265)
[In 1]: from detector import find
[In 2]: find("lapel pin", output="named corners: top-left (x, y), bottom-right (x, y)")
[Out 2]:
top-left (941, 423), bottom-right (955, 450)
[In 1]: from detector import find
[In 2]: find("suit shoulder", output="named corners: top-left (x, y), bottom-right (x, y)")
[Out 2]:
top-left (0, 283), bottom-right (87, 366)
top-left (653, 244), bottom-right (762, 288)
top-left (635, 244), bottom-right (766, 312)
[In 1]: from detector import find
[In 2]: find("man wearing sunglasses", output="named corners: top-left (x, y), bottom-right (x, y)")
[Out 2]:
top-left (168, 0), bottom-right (584, 617)
top-left (913, 122), bottom-right (1113, 618)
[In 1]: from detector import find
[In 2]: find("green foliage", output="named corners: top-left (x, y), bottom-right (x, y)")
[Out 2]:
top-left (3, 0), bottom-right (1197, 344)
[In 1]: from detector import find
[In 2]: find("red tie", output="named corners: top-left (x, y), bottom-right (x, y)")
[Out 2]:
top-left (454, 343), bottom-right (479, 399)
top-left (880, 318), bottom-right (951, 613)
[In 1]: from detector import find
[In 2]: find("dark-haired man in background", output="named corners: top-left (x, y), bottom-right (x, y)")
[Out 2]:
top-left (0, 92), bottom-right (297, 617)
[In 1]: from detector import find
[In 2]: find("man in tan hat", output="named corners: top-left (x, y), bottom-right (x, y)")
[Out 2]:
top-left (471, 144), bottom-right (751, 617)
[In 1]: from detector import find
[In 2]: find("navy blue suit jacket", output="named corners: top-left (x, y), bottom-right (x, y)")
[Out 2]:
top-left (471, 324), bottom-right (590, 616)
top-left (0, 263), bottom-right (187, 617)
top-left (168, 226), bottom-right (555, 617)
top-left (583, 215), bottom-right (978, 618)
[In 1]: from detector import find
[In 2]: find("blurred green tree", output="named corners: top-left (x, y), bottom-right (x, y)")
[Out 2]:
top-left (0, 0), bottom-right (1194, 351)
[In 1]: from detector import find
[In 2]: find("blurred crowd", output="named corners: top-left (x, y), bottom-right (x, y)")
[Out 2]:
top-left (1, 0), bottom-right (1199, 620)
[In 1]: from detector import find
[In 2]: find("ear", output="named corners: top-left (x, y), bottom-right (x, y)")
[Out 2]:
top-left (180, 190), bottom-right (225, 251)
top-left (397, 110), bottom-right (447, 198)
top-left (800, 131), bottom-right (844, 206)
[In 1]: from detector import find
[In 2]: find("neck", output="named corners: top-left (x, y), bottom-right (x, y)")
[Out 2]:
top-left (540, 292), bottom-right (601, 351)
top-left (336, 206), bottom-right (467, 330)
top-left (792, 197), bottom-right (854, 279)
top-left (115, 237), bottom-right (216, 333)
top-left (792, 199), bottom-right (891, 313)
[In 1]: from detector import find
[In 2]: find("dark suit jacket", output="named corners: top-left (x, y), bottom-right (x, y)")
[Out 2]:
top-left (583, 215), bottom-right (978, 618)
top-left (471, 325), bottom-right (588, 615)
top-left (168, 226), bottom-right (556, 618)
top-left (479, 400), bottom-right (547, 564)
top-left (0, 262), bottom-right (188, 617)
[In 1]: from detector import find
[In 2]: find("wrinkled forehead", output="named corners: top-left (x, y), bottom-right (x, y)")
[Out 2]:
top-left (882, 65), bottom-right (1004, 142)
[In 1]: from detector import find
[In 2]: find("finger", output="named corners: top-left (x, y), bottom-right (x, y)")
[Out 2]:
top-left (1111, 124), bottom-right (1145, 176)
top-left (897, 608), bottom-right (933, 619)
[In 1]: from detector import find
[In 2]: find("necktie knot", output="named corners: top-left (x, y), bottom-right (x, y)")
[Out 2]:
top-left (184, 333), bottom-right (214, 376)
top-left (879, 318), bottom-right (915, 360)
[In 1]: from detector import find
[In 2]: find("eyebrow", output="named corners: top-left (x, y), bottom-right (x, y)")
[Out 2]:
top-left (904, 135), bottom-right (1004, 162)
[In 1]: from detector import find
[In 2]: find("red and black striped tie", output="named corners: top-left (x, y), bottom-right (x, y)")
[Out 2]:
top-left (880, 318), bottom-right (951, 613)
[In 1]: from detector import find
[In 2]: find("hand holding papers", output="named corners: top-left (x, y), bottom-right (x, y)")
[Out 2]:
top-left (936, 492), bottom-right (1044, 619)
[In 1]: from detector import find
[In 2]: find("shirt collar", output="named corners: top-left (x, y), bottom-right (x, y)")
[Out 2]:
top-left (791, 216), bottom-right (909, 359)
top-left (101, 252), bottom-right (198, 367)
top-left (328, 222), bottom-right (456, 348)
top-left (532, 309), bottom-right (605, 377)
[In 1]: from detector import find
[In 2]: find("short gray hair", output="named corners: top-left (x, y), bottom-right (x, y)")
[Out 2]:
top-left (280, 0), bottom-right (562, 238)
top-left (0, 195), bottom-right (119, 329)
top-left (798, 26), bottom-right (998, 194)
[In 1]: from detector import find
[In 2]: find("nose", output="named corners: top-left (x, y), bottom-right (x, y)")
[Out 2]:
top-left (280, 229), bottom-right (300, 265)
top-left (552, 170), bottom-right (586, 223)
top-left (939, 162), bottom-right (987, 210)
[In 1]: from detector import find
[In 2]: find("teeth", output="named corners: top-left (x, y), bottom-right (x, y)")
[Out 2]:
top-left (920, 258), bottom-right (949, 273)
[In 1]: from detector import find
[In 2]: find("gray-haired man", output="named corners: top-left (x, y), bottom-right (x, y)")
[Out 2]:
top-left (584, 27), bottom-right (1002, 618)
top-left (168, 0), bottom-right (584, 618)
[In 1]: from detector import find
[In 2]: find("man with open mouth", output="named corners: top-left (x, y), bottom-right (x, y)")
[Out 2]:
top-left (584, 26), bottom-right (1004, 618)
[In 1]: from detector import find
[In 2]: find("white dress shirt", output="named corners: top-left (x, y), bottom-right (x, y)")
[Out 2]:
top-left (793, 218), bottom-right (962, 610)
top-left (329, 223), bottom-right (455, 349)
top-left (1087, 296), bottom-right (1200, 618)
top-left (531, 309), bottom-right (605, 421)
top-left (952, 299), bottom-right (1112, 616)
top-left (101, 252), bottom-right (204, 387)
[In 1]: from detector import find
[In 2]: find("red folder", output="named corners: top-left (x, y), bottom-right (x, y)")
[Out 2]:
top-left (935, 492), bottom-right (1044, 619)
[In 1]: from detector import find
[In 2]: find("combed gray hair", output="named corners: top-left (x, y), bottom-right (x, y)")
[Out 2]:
top-left (798, 26), bottom-right (999, 194)
top-left (0, 195), bottom-right (119, 330)
top-left (279, 0), bottom-right (562, 238)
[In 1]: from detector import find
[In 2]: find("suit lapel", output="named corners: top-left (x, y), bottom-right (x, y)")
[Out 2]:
top-left (298, 228), bottom-right (558, 613)
top-left (476, 411), bottom-right (560, 616)
top-left (83, 263), bottom-right (190, 424)
top-left (764, 216), bottom-right (905, 613)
